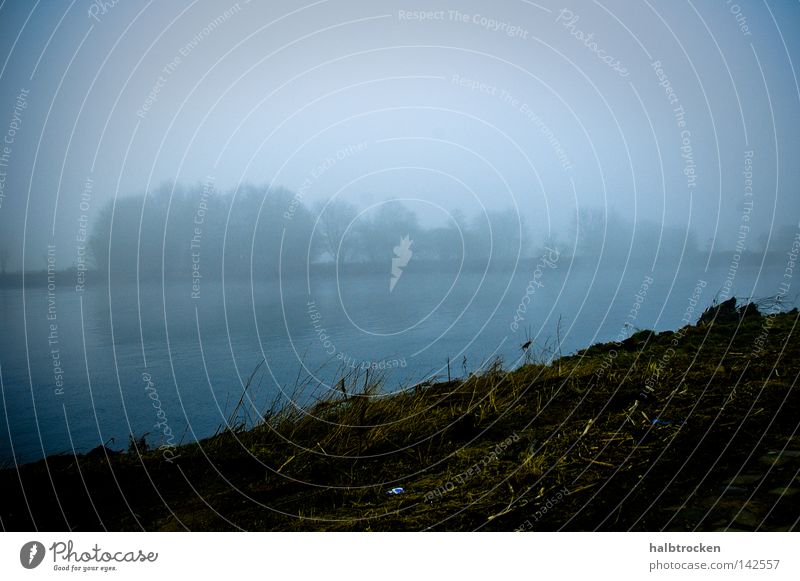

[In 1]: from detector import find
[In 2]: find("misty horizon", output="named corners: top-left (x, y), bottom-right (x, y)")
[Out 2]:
top-left (1, 180), bottom-right (796, 277)
top-left (1, 1), bottom-right (799, 277)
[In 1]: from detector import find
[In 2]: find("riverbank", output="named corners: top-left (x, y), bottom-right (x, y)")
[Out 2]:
top-left (1, 298), bottom-right (798, 531)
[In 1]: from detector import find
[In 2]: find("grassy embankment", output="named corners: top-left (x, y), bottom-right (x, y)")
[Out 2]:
top-left (1, 298), bottom-right (799, 531)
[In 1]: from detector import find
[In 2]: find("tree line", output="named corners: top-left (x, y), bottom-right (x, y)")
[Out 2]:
top-left (84, 182), bottom-right (760, 282)
top-left (87, 182), bottom-right (530, 281)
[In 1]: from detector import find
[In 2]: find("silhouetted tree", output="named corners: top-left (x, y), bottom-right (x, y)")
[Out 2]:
top-left (314, 199), bottom-right (359, 262)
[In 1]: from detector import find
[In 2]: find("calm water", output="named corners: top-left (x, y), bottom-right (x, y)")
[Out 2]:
top-left (0, 259), bottom-right (788, 463)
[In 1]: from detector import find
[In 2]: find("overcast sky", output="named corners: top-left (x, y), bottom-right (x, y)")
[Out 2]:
top-left (0, 0), bottom-right (798, 270)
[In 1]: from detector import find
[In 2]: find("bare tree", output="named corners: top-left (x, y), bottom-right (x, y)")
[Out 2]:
top-left (315, 199), bottom-right (358, 262)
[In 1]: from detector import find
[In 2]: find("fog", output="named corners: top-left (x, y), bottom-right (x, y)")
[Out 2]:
top-left (0, 0), bottom-right (798, 276)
